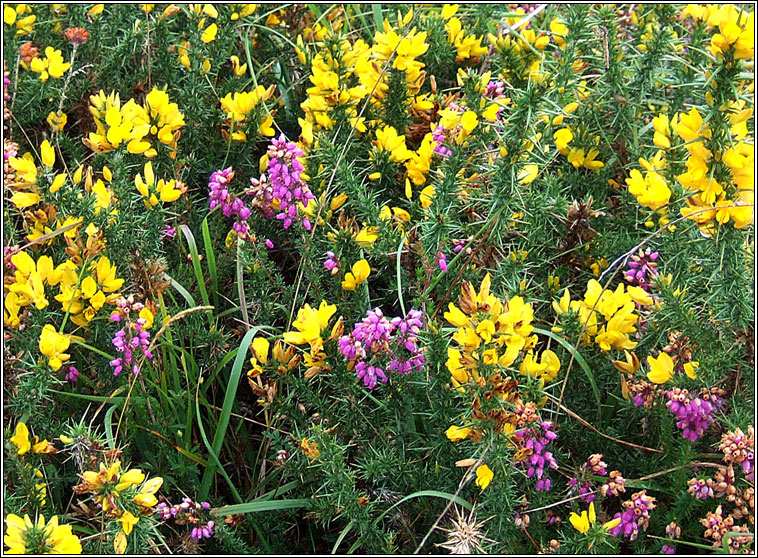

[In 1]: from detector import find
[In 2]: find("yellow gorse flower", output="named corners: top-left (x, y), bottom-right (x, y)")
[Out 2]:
top-left (10, 422), bottom-right (31, 455)
top-left (444, 273), bottom-right (544, 391)
top-left (4, 4), bottom-right (37, 35)
top-left (446, 425), bottom-right (471, 442)
top-left (134, 162), bottom-right (182, 207)
top-left (84, 87), bottom-right (185, 158)
top-left (4, 514), bottom-right (82, 555)
top-left (248, 337), bottom-right (270, 378)
top-left (300, 438), bottom-right (320, 459)
top-left (29, 47), bottom-right (70, 82)
top-left (646, 352), bottom-right (674, 384)
top-left (54, 256), bottom-right (124, 327)
top-left (39, 324), bottom-right (71, 370)
top-left (219, 86), bottom-right (276, 140)
top-left (283, 300), bottom-right (337, 347)
top-left (553, 280), bottom-right (650, 352)
top-left (626, 168), bottom-right (672, 211)
top-left (489, 17), bottom-right (550, 82)
top-left (77, 461), bottom-right (163, 515)
top-left (200, 22), bottom-right (217, 43)
top-left (569, 502), bottom-right (621, 534)
top-left (341, 259), bottom-right (370, 290)
top-left (445, 16), bottom-right (488, 62)
top-left (475, 464), bottom-right (493, 490)
top-left (374, 125), bottom-right (412, 162)
top-left (46, 111), bottom-right (67, 132)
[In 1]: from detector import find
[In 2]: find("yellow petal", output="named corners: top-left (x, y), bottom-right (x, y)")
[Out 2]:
top-left (40, 140), bottom-right (55, 168)
top-left (50, 173), bottom-right (66, 193)
top-left (446, 425), bottom-right (471, 441)
top-left (603, 517), bottom-right (621, 531)
top-left (475, 464), bottom-right (493, 490)
top-left (11, 192), bottom-right (41, 209)
top-left (114, 530), bottom-right (127, 554)
top-left (352, 259), bottom-right (370, 283)
top-left (201, 22), bottom-right (217, 43)
top-left (569, 511), bottom-right (590, 533)
top-left (252, 337), bottom-right (270, 363)
top-left (683, 361), bottom-right (699, 379)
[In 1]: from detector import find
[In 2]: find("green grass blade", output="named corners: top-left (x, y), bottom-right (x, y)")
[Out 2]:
top-left (69, 338), bottom-right (116, 360)
top-left (199, 327), bottom-right (258, 498)
top-left (374, 490), bottom-right (472, 524)
top-left (195, 383), bottom-right (244, 504)
top-left (211, 498), bottom-right (312, 516)
top-left (51, 390), bottom-right (126, 404)
top-left (201, 217), bottom-right (219, 308)
top-left (104, 405), bottom-right (118, 450)
top-left (180, 225), bottom-right (212, 322)
top-left (332, 520), bottom-right (354, 554)
top-left (533, 327), bottom-right (601, 411)
top-left (372, 4), bottom-right (383, 31)
top-left (164, 272), bottom-right (197, 307)
top-left (257, 480), bottom-right (300, 501)
top-left (396, 234), bottom-right (406, 316)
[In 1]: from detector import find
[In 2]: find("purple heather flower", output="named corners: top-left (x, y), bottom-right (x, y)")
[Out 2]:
top-left (340, 308), bottom-right (425, 389)
top-left (624, 248), bottom-right (659, 291)
top-left (265, 239), bottom-right (274, 249)
top-left (578, 482), bottom-right (595, 503)
top-left (484, 80), bottom-right (506, 99)
top-left (665, 388), bottom-right (723, 442)
top-left (209, 167), bottom-right (252, 235)
top-left (64, 366), bottom-right (79, 383)
top-left (356, 362), bottom-right (387, 390)
top-left (608, 490), bottom-right (656, 541)
top-left (688, 478), bottom-right (713, 500)
top-left (251, 135), bottom-right (315, 230)
top-left (324, 251), bottom-right (340, 275)
top-left (109, 301), bottom-right (153, 376)
top-left (436, 251), bottom-right (448, 272)
top-left (161, 225), bottom-right (176, 238)
top-left (661, 544), bottom-right (675, 554)
top-left (452, 237), bottom-right (473, 255)
top-left (431, 124), bottom-right (453, 158)
top-left (514, 421), bottom-right (558, 491)
top-left (158, 497), bottom-right (215, 540)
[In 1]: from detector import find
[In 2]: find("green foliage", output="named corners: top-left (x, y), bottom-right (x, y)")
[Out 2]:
top-left (3, 3), bottom-right (754, 555)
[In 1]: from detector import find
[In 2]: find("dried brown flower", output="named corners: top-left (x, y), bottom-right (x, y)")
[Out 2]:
top-left (64, 27), bottom-right (90, 45)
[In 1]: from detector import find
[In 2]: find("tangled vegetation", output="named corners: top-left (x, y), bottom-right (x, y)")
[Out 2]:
top-left (2, 3), bottom-right (755, 554)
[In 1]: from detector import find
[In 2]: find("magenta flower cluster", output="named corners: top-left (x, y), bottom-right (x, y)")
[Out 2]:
top-left (339, 308), bottom-right (425, 390)
top-left (208, 167), bottom-right (252, 235)
top-left (431, 124), bottom-right (452, 158)
top-left (251, 135), bottom-right (315, 230)
top-left (483, 80), bottom-right (507, 120)
top-left (665, 388), bottom-right (724, 442)
top-left (109, 299), bottom-right (153, 376)
top-left (484, 80), bottom-right (505, 99)
top-left (607, 490), bottom-right (657, 541)
top-left (157, 497), bottom-right (214, 540)
top-left (570, 453), bottom-right (609, 503)
top-left (435, 250), bottom-right (448, 272)
top-left (64, 365), bottom-right (79, 383)
top-left (452, 237), bottom-right (473, 255)
top-left (514, 420), bottom-right (559, 491)
top-left (323, 251), bottom-right (340, 275)
top-left (624, 248), bottom-right (660, 291)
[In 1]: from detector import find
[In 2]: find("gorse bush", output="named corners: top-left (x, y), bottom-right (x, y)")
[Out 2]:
top-left (2, 3), bottom-right (755, 555)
